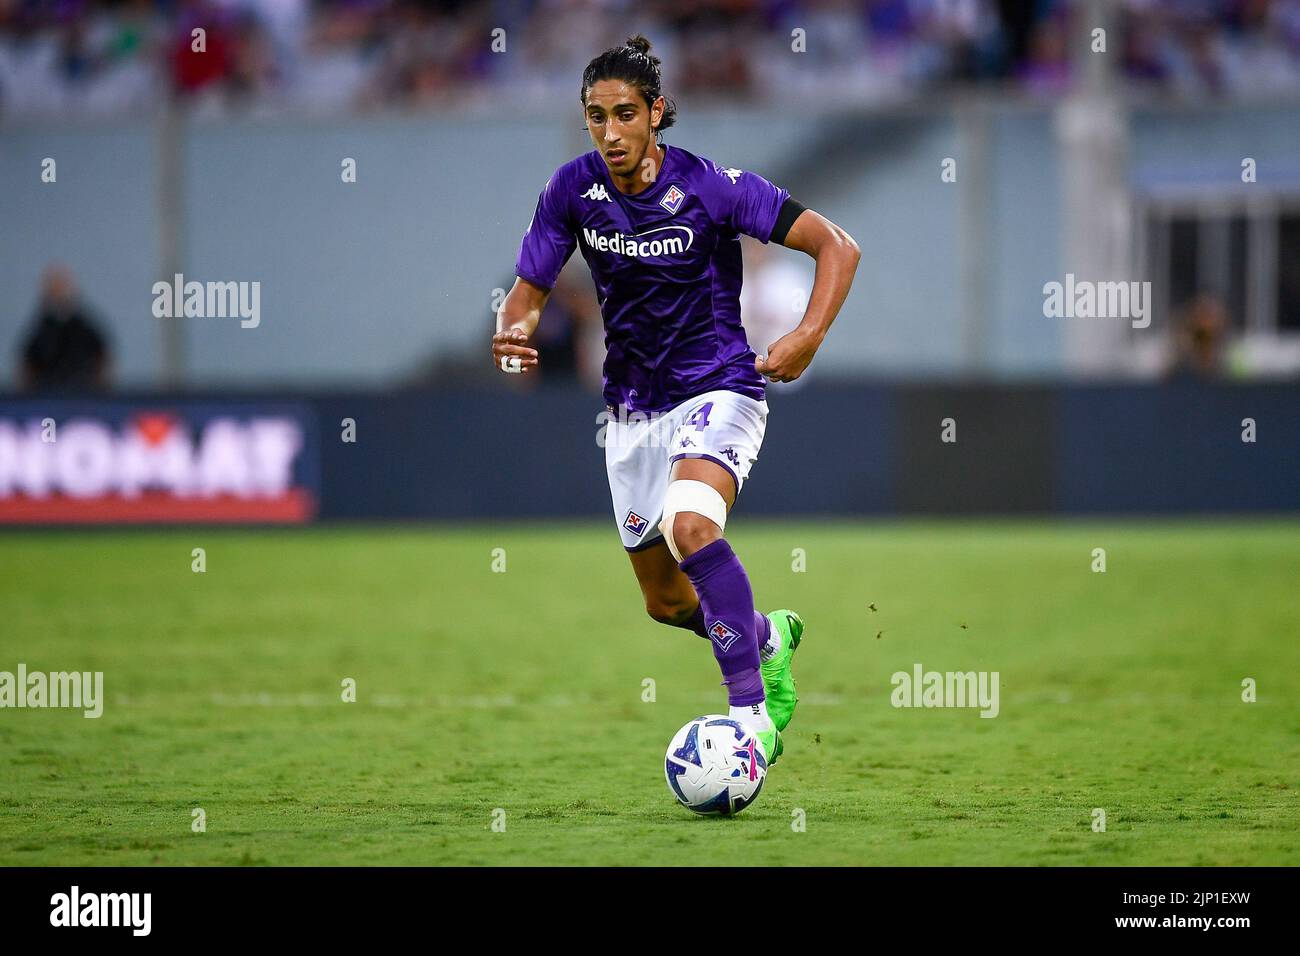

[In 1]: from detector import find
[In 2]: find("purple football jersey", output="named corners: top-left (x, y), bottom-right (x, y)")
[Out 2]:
top-left (515, 144), bottom-right (789, 413)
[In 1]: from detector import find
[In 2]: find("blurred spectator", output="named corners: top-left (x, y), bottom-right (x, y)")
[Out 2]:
top-left (415, 264), bottom-right (600, 389)
top-left (1018, 8), bottom-right (1070, 96)
top-left (487, 267), bottom-right (601, 390)
top-left (17, 265), bottom-right (113, 392)
top-left (529, 269), bottom-right (600, 388)
top-left (740, 236), bottom-right (816, 391)
top-left (170, 2), bottom-right (236, 96)
top-left (1166, 291), bottom-right (1228, 380)
top-left (7, 1), bottom-right (1300, 118)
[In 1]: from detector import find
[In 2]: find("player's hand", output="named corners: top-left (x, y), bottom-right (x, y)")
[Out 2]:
top-left (492, 328), bottom-right (538, 374)
top-left (755, 328), bottom-right (820, 383)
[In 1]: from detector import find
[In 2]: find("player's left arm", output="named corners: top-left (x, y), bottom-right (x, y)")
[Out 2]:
top-left (755, 206), bottom-right (860, 383)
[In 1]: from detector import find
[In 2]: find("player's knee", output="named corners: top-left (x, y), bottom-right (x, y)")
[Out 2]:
top-left (659, 479), bottom-right (728, 561)
top-left (671, 511), bottom-right (722, 558)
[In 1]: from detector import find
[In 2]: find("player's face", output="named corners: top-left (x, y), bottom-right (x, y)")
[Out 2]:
top-left (584, 80), bottom-right (663, 179)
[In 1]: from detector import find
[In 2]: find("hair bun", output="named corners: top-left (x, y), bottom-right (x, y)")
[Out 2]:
top-left (625, 35), bottom-right (653, 57)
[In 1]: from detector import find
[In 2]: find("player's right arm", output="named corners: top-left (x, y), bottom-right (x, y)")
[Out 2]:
top-left (495, 167), bottom-right (578, 374)
top-left (491, 277), bottom-right (549, 374)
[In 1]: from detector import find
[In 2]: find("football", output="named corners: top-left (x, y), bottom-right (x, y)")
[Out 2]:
top-left (664, 715), bottom-right (767, 816)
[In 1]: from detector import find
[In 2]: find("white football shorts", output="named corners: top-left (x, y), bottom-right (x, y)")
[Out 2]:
top-left (603, 389), bottom-right (769, 552)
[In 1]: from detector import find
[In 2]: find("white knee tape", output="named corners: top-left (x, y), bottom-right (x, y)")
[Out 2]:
top-left (659, 480), bottom-right (728, 562)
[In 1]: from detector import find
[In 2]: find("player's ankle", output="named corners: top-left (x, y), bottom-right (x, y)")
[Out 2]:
top-left (730, 699), bottom-right (774, 732)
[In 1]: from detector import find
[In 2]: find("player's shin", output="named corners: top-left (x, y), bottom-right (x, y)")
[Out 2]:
top-left (678, 539), bottom-right (773, 729)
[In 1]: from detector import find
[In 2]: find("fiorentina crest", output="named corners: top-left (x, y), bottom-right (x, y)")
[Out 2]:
top-left (708, 620), bottom-right (741, 652)
top-left (623, 510), bottom-right (649, 537)
top-left (660, 184), bottom-right (685, 214)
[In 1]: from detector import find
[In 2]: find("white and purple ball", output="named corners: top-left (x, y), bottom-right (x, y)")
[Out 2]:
top-left (664, 714), bottom-right (767, 816)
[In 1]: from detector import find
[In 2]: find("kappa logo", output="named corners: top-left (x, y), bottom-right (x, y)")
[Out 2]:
top-left (581, 183), bottom-right (613, 202)
top-left (708, 620), bottom-right (742, 652)
top-left (660, 184), bottom-right (686, 214)
top-left (720, 446), bottom-right (740, 466)
top-left (721, 167), bottom-right (743, 185)
top-left (623, 510), bottom-right (649, 537)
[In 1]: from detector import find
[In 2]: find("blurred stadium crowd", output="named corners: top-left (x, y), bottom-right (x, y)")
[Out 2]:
top-left (3, 0), bottom-right (1300, 118)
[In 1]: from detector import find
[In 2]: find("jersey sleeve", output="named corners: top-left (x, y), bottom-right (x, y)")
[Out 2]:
top-left (714, 165), bottom-right (791, 243)
top-left (515, 172), bottom-right (576, 290)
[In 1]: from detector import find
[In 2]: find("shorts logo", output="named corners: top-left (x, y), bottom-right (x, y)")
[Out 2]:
top-left (708, 620), bottom-right (742, 652)
top-left (660, 184), bottom-right (686, 214)
top-left (623, 510), bottom-right (649, 537)
top-left (721, 446), bottom-right (740, 466)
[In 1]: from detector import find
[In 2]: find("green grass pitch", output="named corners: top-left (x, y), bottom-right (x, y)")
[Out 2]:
top-left (1, 520), bottom-right (1297, 866)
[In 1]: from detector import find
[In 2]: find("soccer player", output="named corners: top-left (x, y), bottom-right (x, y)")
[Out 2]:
top-left (492, 36), bottom-right (859, 765)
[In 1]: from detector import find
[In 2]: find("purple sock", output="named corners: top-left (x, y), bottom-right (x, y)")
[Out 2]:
top-left (678, 538), bottom-right (765, 707)
top-left (677, 605), bottom-right (771, 652)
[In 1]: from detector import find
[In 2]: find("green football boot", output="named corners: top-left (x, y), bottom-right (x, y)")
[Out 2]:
top-left (755, 726), bottom-right (783, 766)
top-left (760, 610), bottom-right (804, 733)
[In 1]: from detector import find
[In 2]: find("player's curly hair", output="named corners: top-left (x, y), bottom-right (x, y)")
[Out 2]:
top-left (580, 35), bottom-right (677, 135)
